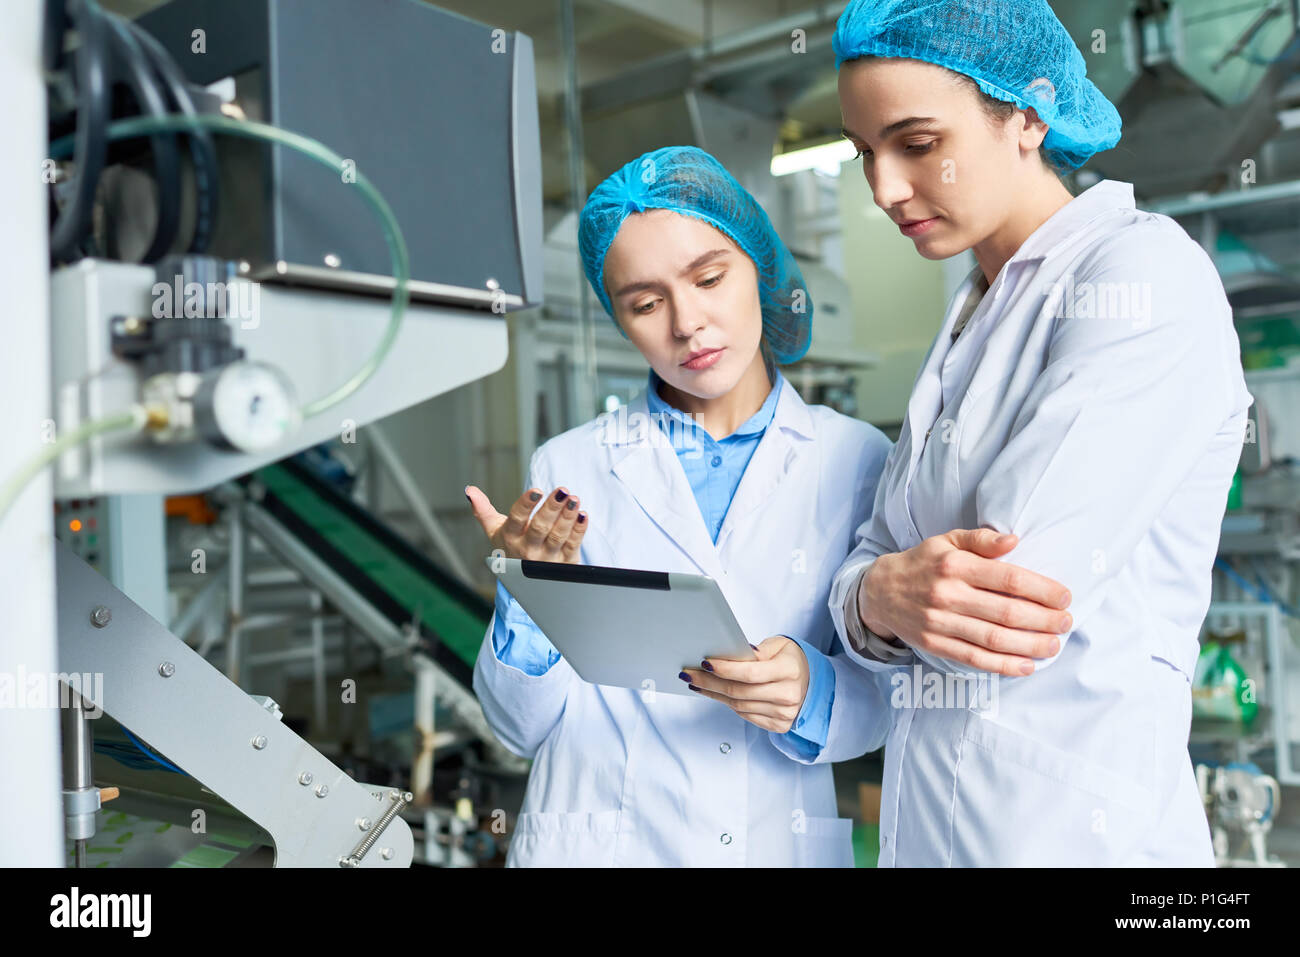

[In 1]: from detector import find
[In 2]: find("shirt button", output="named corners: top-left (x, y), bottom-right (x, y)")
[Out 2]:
top-left (719, 742), bottom-right (731, 754)
top-left (720, 833), bottom-right (732, 845)
top-left (711, 455), bottom-right (722, 467)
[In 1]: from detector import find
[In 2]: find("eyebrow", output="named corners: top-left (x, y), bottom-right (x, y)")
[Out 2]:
top-left (612, 248), bottom-right (732, 299)
top-left (841, 117), bottom-right (940, 142)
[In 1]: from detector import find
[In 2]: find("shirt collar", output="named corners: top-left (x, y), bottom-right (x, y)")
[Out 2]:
top-left (1008, 179), bottom-right (1135, 266)
top-left (646, 364), bottom-right (785, 440)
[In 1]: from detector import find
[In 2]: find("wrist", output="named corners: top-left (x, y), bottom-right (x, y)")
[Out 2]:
top-left (859, 560), bottom-right (897, 639)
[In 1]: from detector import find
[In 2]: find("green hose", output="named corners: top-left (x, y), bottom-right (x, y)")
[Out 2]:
top-left (0, 409), bottom-right (146, 524)
top-left (48, 112), bottom-right (411, 420)
top-left (9, 113), bottom-right (411, 528)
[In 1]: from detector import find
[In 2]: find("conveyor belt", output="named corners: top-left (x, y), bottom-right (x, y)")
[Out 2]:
top-left (245, 459), bottom-right (489, 689)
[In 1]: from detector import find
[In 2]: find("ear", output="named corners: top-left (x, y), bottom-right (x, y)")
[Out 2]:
top-left (1018, 106), bottom-right (1051, 153)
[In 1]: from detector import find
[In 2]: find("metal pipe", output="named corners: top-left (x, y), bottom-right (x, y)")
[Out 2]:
top-left (170, 569), bottom-right (227, 643)
top-left (60, 691), bottom-right (95, 866)
top-left (412, 653), bottom-right (436, 806)
top-left (561, 0), bottom-right (598, 430)
top-left (227, 500), bottom-right (246, 682)
top-left (365, 424), bottom-right (474, 586)
top-left (310, 589), bottom-right (327, 733)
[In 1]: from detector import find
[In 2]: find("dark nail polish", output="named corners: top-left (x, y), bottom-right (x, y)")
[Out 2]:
top-left (465, 494), bottom-right (471, 503)
top-left (566, 499), bottom-right (577, 510)
top-left (555, 490), bottom-right (568, 502)
top-left (678, 671), bottom-right (690, 682)
top-left (701, 660), bottom-right (714, 672)
top-left (529, 491), bottom-right (541, 502)
top-left (577, 514), bottom-right (586, 524)
top-left (749, 643), bottom-right (759, 651)
top-left (688, 684), bottom-right (700, 692)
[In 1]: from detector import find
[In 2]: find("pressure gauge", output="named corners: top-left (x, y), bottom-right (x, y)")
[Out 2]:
top-left (194, 360), bottom-right (300, 452)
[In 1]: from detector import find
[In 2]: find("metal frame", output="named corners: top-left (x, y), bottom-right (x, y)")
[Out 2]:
top-left (56, 540), bottom-right (413, 867)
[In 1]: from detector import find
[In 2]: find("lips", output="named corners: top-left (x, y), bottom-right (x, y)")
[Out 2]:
top-left (898, 217), bottom-right (940, 238)
top-left (681, 347), bottom-right (725, 371)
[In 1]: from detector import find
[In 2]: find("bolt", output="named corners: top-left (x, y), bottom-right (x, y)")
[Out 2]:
top-left (122, 317), bottom-right (143, 335)
top-left (323, 253), bottom-right (341, 268)
top-left (158, 662), bottom-right (175, 678)
top-left (90, 606), bottom-right (112, 628)
top-left (298, 771), bottom-right (313, 786)
top-left (315, 784), bottom-right (329, 798)
top-left (380, 847), bottom-right (393, 861)
top-left (238, 260), bottom-right (251, 275)
top-left (357, 818), bottom-right (372, 832)
top-left (251, 735), bottom-right (267, 750)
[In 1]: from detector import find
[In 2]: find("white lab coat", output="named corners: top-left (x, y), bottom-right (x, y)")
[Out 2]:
top-left (474, 376), bottom-right (893, 866)
top-left (828, 180), bottom-right (1252, 866)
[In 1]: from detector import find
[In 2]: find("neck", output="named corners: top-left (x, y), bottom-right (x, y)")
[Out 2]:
top-left (657, 349), bottom-right (773, 440)
top-left (971, 171), bottom-right (1075, 285)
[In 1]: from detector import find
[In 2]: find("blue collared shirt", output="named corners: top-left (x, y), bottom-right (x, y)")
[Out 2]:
top-left (492, 367), bottom-right (835, 759)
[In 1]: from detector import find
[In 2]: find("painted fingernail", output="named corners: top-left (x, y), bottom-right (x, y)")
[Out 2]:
top-left (688, 684), bottom-right (700, 692)
top-left (529, 491), bottom-right (541, 502)
top-left (554, 489), bottom-right (568, 502)
top-left (566, 499), bottom-right (577, 510)
top-left (678, 671), bottom-right (690, 682)
top-left (700, 660), bottom-right (714, 672)
top-left (577, 514), bottom-right (586, 524)
top-left (749, 643), bottom-right (759, 651)
top-left (1019, 661), bottom-right (1034, 675)
top-left (465, 493), bottom-right (471, 504)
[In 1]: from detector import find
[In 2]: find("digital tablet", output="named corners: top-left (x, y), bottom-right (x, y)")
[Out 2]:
top-left (487, 557), bottom-right (756, 696)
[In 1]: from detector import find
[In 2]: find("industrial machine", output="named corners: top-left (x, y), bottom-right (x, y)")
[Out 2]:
top-left (3, 0), bottom-right (542, 867)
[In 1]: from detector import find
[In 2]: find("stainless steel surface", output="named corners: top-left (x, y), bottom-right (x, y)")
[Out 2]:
top-left (49, 259), bottom-right (509, 497)
top-left (55, 541), bottom-right (414, 867)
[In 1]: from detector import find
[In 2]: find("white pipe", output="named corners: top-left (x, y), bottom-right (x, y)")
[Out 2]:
top-left (0, 1), bottom-right (62, 867)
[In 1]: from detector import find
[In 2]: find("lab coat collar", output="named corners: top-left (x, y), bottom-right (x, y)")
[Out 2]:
top-left (1007, 179), bottom-right (1135, 266)
top-left (604, 372), bottom-right (814, 578)
top-left (645, 365), bottom-right (788, 441)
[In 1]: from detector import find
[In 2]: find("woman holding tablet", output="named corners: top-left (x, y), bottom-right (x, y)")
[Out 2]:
top-left (465, 146), bottom-right (1070, 867)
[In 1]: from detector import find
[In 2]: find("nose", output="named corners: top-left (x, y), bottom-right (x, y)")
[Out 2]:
top-left (867, 154), bottom-right (913, 214)
top-left (670, 294), bottom-right (708, 341)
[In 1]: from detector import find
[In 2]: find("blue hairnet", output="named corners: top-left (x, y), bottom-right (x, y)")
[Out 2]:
top-left (578, 145), bottom-right (812, 365)
top-left (832, 0), bottom-right (1121, 170)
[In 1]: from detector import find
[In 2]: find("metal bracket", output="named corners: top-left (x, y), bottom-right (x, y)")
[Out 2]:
top-left (55, 540), bottom-right (413, 867)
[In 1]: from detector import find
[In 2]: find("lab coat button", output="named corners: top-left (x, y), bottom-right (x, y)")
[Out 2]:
top-left (710, 455), bottom-right (722, 467)
top-left (720, 833), bottom-right (732, 845)
top-left (719, 742), bottom-right (731, 754)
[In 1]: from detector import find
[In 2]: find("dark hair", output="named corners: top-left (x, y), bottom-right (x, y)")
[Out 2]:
top-left (950, 71), bottom-right (1067, 177)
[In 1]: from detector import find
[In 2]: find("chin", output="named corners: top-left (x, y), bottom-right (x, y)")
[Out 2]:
top-left (913, 236), bottom-right (965, 261)
top-left (663, 363), bottom-right (740, 401)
